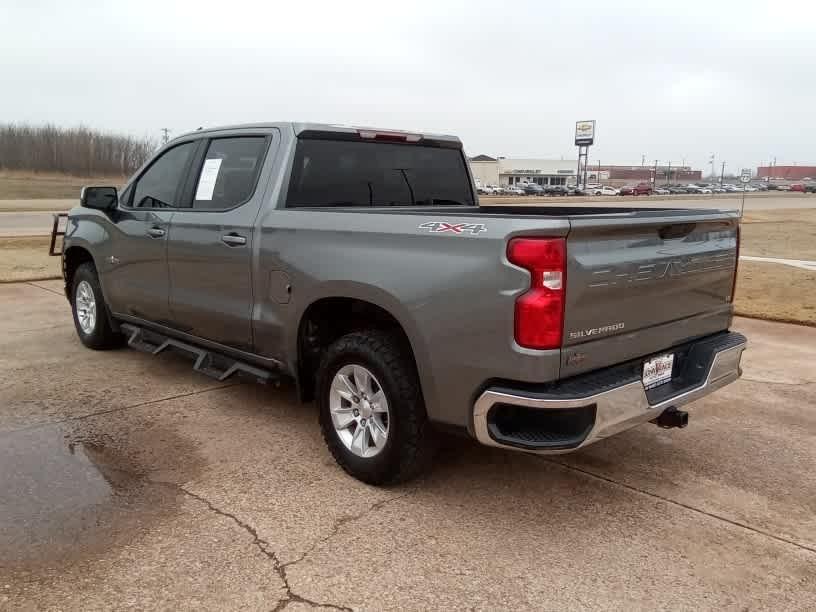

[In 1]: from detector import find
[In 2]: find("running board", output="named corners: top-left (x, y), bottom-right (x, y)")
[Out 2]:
top-left (120, 323), bottom-right (278, 385)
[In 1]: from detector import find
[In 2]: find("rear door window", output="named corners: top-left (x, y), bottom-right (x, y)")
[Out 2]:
top-left (192, 137), bottom-right (268, 210)
top-left (285, 139), bottom-right (474, 208)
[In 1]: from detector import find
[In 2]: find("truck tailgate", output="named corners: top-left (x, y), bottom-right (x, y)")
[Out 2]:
top-left (560, 210), bottom-right (739, 377)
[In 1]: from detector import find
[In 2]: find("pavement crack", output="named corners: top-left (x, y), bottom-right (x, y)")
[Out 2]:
top-left (282, 490), bottom-right (414, 574)
top-left (157, 482), bottom-right (352, 612)
top-left (26, 281), bottom-right (65, 296)
top-left (543, 458), bottom-right (816, 555)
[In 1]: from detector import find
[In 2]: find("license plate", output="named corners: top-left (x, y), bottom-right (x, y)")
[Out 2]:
top-left (642, 354), bottom-right (674, 389)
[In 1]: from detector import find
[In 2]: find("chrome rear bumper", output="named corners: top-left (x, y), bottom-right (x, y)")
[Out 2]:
top-left (473, 333), bottom-right (746, 453)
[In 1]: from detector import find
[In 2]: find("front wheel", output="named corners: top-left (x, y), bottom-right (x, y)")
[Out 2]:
top-left (71, 262), bottom-right (123, 350)
top-left (317, 330), bottom-right (434, 485)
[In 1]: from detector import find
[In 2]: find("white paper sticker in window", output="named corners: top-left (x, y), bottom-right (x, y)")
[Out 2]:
top-left (195, 158), bottom-right (223, 201)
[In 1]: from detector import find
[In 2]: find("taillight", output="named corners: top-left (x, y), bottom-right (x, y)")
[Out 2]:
top-left (507, 237), bottom-right (566, 350)
top-left (730, 224), bottom-right (741, 302)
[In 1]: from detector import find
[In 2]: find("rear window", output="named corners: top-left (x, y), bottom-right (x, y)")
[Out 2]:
top-left (285, 139), bottom-right (474, 208)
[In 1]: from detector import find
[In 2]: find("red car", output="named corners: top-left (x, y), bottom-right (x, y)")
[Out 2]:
top-left (619, 183), bottom-right (653, 196)
top-left (790, 183), bottom-right (805, 193)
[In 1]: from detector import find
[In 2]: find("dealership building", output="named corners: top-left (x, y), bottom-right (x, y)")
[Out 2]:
top-left (756, 165), bottom-right (816, 180)
top-left (469, 155), bottom-right (702, 187)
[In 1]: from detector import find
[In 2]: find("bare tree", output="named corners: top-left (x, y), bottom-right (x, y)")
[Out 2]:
top-left (0, 123), bottom-right (157, 176)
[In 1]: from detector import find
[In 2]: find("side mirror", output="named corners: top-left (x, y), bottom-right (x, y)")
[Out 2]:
top-left (80, 186), bottom-right (118, 211)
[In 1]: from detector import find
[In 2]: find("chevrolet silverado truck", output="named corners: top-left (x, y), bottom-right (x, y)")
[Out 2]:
top-left (58, 122), bottom-right (746, 484)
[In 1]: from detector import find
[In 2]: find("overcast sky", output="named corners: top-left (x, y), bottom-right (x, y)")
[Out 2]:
top-left (2, 0), bottom-right (814, 173)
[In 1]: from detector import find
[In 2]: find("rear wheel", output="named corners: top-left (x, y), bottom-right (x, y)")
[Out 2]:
top-left (71, 262), bottom-right (123, 350)
top-left (317, 330), bottom-right (434, 485)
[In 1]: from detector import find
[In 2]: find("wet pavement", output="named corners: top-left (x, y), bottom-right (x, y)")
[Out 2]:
top-left (1, 280), bottom-right (815, 610)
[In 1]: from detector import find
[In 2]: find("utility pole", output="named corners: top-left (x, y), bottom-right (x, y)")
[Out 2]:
top-left (653, 159), bottom-right (658, 186)
top-left (641, 154), bottom-right (646, 167)
top-left (720, 161), bottom-right (726, 185)
top-left (709, 154), bottom-right (715, 181)
top-left (161, 128), bottom-right (171, 145)
top-left (666, 161), bottom-right (671, 185)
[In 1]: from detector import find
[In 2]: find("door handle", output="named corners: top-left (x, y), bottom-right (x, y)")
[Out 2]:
top-left (221, 233), bottom-right (247, 246)
top-left (147, 227), bottom-right (166, 238)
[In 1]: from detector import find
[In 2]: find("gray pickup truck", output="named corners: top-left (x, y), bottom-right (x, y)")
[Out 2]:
top-left (59, 122), bottom-right (746, 484)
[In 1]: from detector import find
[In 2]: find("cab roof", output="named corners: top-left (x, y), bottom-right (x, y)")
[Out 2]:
top-left (175, 122), bottom-right (461, 146)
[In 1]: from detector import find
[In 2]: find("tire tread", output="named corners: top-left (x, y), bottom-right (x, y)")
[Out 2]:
top-left (317, 329), bottom-right (433, 485)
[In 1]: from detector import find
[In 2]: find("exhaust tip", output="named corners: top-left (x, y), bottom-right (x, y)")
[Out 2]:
top-left (654, 407), bottom-right (689, 429)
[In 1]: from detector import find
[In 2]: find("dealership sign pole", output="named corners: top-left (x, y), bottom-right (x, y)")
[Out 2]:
top-left (575, 120), bottom-right (595, 190)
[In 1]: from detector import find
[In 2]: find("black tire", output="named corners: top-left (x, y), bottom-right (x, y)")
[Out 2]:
top-left (71, 262), bottom-right (123, 350)
top-left (316, 330), bottom-right (434, 485)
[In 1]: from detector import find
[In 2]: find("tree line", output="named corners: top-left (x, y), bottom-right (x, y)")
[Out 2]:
top-left (0, 124), bottom-right (156, 177)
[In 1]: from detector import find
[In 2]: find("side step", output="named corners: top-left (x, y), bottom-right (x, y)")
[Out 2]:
top-left (120, 323), bottom-right (279, 385)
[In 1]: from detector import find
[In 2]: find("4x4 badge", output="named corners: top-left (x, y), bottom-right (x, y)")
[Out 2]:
top-left (418, 221), bottom-right (487, 235)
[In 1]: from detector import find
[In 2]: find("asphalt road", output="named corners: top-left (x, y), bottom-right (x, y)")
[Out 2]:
top-left (0, 211), bottom-right (63, 237)
top-left (1, 280), bottom-right (815, 610)
top-left (1, 194), bottom-right (815, 237)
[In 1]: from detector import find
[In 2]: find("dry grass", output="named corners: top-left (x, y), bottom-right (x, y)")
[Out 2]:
top-left (734, 261), bottom-right (816, 326)
top-left (0, 236), bottom-right (60, 282)
top-left (740, 208), bottom-right (816, 261)
top-left (0, 170), bottom-right (125, 200)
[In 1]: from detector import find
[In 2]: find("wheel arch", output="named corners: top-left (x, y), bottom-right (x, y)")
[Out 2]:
top-left (63, 243), bottom-right (121, 333)
top-left (63, 245), bottom-right (96, 298)
top-left (292, 286), bottom-right (433, 407)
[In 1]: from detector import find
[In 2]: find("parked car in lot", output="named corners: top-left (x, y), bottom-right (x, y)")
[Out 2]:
top-left (742, 185), bottom-right (758, 192)
top-left (59, 122), bottom-right (746, 485)
top-left (592, 185), bottom-right (619, 196)
top-left (505, 185), bottom-right (525, 196)
top-left (805, 184), bottom-right (816, 193)
top-left (776, 184), bottom-right (792, 192)
top-left (684, 184), bottom-right (703, 194)
top-left (545, 185), bottom-right (571, 196)
top-left (790, 183), bottom-right (806, 193)
top-left (619, 183), bottom-right (653, 196)
top-left (654, 187), bottom-right (670, 195)
top-left (666, 185), bottom-right (688, 194)
top-left (523, 183), bottom-right (546, 195)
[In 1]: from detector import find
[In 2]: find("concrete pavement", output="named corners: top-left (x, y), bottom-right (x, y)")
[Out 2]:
top-left (1, 280), bottom-right (815, 610)
top-left (741, 255), bottom-right (816, 271)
